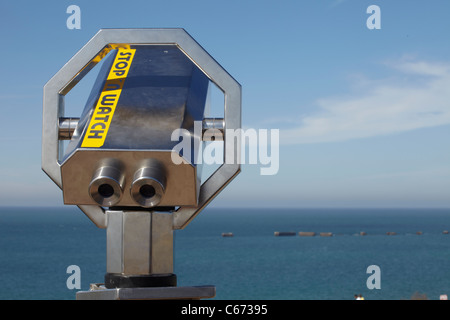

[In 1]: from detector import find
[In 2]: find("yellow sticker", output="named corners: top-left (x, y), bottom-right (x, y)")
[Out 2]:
top-left (81, 48), bottom-right (136, 148)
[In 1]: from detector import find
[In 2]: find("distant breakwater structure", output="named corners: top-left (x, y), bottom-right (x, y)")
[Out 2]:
top-left (277, 230), bottom-right (450, 237)
top-left (220, 230), bottom-right (450, 237)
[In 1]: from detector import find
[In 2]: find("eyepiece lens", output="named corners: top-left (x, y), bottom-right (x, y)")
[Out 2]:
top-left (139, 185), bottom-right (156, 199)
top-left (98, 184), bottom-right (115, 198)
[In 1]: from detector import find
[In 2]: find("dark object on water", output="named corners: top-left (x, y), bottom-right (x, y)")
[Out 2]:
top-left (319, 232), bottom-right (333, 237)
top-left (222, 232), bottom-right (234, 237)
top-left (298, 232), bottom-right (316, 237)
top-left (274, 231), bottom-right (296, 236)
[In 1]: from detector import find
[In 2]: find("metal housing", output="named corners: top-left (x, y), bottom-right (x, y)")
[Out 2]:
top-left (42, 29), bottom-right (241, 229)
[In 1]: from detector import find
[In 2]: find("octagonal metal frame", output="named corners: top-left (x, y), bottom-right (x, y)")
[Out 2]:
top-left (42, 28), bottom-right (241, 229)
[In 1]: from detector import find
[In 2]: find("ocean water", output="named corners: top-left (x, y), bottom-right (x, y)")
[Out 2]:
top-left (0, 206), bottom-right (449, 300)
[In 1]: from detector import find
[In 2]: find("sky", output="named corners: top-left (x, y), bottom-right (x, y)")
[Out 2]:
top-left (0, 0), bottom-right (450, 209)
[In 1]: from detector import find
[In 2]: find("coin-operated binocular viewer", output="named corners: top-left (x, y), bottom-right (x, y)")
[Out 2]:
top-left (42, 29), bottom-right (241, 300)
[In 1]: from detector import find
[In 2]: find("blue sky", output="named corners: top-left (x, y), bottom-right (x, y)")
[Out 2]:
top-left (0, 0), bottom-right (450, 208)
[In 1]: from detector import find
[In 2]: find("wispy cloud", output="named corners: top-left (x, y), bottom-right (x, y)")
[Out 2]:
top-left (281, 59), bottom-right (450, 145)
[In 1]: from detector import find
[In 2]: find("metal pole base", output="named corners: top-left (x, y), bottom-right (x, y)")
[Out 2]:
top-left (76, 284), bottom-right (216, 300)
top-left (104, 273), bottom-right (177, 289)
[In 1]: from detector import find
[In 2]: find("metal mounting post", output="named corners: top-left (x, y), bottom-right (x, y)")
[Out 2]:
top-left (76, 209), bottom-right (216, 300)
top-left (105, 210), bottom-right (176, 288)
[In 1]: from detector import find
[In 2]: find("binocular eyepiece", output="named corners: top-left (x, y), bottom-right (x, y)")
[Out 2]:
top-left (88, 162), bottom-right (166, 208)
top-left (130, 167), bottom-right (166, 208)
top-left (89, 166), bottom-right (124, 207)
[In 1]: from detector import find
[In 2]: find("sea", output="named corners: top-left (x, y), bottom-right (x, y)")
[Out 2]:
top-left (0, 206), bottom-right (449, 300)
